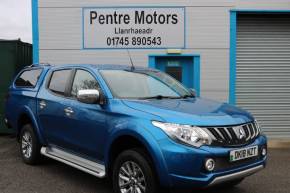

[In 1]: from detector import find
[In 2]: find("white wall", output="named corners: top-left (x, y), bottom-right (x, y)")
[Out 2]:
top-left (37, 0), bottom-right (290, 102)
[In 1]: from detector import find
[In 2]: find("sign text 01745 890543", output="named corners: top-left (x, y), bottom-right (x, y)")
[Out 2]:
top-left (83, 7), bottom-right (185, 49)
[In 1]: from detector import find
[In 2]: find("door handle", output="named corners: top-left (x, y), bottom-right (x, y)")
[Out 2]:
top-left (39, 100), bottom-right (47, 109)
top-left (64, 107), bottom-right (74, 115)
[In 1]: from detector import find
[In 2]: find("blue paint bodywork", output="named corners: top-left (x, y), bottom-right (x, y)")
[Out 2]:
top-left (4, 64), bottom-right (267, 188)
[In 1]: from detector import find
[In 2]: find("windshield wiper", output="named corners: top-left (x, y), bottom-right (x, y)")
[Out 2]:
top-left (139, 94), bottom-right (195, 100)
top-left (181, 94), bottom-right (195, 99)
top-left (139, 95), bottom-right (180, 100)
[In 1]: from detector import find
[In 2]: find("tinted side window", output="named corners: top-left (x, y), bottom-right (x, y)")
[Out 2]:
top-left (71, 70), bottom-right (100, 97)
top-left (48, 70), bottom-right (71, 95)
top-left (15, 69), bottom-right (42, 87)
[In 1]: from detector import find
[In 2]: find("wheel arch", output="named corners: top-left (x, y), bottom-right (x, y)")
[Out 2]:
top-left (17, 106), bottom-right (45, 144)
top-left (105, 128), bottom-right (171, 186)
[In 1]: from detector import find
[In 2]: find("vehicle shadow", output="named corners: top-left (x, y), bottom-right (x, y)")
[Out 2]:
top-left (2, 136), bottom-right (240, 193)
top-left (164, 186), bottom-right (247, 193)
top-left (34, 156), bottom-right (252, 193)
top-left (43, 157), bottom-right (249, 193)
top-left (41, 158), bottom-right (112, 192)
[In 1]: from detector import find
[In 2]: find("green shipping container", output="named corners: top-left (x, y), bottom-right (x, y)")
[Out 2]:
top-left (0, 39), bottom-right (32, 134)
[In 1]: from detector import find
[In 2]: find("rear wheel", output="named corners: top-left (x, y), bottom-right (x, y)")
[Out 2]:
top-left (112, 149), bottom-right (157, 193)
top-left (20, 124), bottom-right (41, 165)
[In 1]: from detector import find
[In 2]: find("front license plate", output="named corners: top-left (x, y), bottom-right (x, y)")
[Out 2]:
top-left (230, 146), bottom-right (258, 162)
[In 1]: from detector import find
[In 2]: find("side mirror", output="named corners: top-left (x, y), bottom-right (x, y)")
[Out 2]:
top-left (189, 88), bottom-right (196, 97)
top-left (77, 89), bottom-right (100, 104)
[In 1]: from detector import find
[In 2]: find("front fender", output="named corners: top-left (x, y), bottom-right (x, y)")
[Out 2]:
top-left (18, 106), bottom-right (46, 144)
top-left (104, 123), bottom-right (171, 186)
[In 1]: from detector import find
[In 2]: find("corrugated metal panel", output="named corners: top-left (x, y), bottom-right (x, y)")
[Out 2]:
top-left (236, 14), bottom-right (290, 138)
top-left (236, 0), bottom-right (290, 10)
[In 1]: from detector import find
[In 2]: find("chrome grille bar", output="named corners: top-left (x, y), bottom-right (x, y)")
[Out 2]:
top-left (246, 125), bottom-right (252, 141)
top-left (250, 123), bottom-right (255, 139)
top-left (205, 122), bottom-right (260, 147)
top-left (252, 123), bottom-right (256, 139)
top-left (232, 126), bottom-right (241, 140)
top-left (214, 128), bottom-right (225, 140)
top-left (255, 122), bottom-right (260, 137)
top-left (203, 128), bottom-right (217, 140)
top-left (224, 127), bottom-right (233, 140)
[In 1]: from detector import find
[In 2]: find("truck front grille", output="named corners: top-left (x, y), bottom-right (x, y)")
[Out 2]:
top-left (204, 122), bottom-right (260, 147)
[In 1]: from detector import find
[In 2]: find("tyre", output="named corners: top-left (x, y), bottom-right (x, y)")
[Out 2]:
top-left (112, 149), bottom-right (157, 193)
top-left (19, 124), bottom-right (41, 165)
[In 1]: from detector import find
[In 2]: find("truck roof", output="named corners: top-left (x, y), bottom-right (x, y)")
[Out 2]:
top-left (31, 64), bottom-right (156, 71)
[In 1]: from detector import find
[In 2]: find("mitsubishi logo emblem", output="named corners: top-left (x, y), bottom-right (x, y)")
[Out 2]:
top-left (239, 127), bottom-right (246, 139)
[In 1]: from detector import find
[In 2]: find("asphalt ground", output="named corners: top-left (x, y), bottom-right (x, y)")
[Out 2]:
top-left (0, 135), bottom-right (289, 193)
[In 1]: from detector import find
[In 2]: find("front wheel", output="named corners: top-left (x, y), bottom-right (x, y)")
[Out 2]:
top-left (112, 149), bottom-right (157, 193)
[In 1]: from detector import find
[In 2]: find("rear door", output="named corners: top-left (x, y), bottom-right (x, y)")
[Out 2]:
top-left (37, 68), bottom-right (74, 148)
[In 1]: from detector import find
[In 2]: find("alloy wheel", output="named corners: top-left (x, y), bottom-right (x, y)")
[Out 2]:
top-left (118, 161), bottom-right (147, 193)
top-left (21, 131), bottom-right (33, 159)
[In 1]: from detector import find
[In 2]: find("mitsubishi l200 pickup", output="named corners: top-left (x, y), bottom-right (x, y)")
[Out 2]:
top-left (4, 64), bottom-right (267, 193)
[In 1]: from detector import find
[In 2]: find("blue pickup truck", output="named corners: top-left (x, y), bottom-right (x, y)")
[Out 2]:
top-left (4, 64), bottom-right (267, 193)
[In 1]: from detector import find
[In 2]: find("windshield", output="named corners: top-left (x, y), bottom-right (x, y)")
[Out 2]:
top-left (100, 69), bottom-right (192, 99)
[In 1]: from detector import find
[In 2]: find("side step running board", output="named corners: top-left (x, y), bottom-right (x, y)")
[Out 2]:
top-left (41, 147), bottom-right (106, 178)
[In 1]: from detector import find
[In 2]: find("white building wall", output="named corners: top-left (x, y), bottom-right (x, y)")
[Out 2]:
top-left (37, 0), bottom-right (290, 102)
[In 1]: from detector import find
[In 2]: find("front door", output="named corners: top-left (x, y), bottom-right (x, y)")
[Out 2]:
top-left (63, 69), bottom-right (107, 160)
top-left (155, 56), bottom-right (194, 89)
top-left (38, 68), bottom-right (107, 161)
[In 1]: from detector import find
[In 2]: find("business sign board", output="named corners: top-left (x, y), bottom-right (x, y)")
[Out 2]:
top-left (83, 7), bottom-right (185, 49)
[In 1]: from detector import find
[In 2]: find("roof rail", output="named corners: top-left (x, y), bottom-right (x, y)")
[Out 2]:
top-left (25, 63), bottom-right (52, 68)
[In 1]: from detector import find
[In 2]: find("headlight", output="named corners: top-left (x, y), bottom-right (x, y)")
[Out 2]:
top-left (152, 121), bottom-right (212, 147)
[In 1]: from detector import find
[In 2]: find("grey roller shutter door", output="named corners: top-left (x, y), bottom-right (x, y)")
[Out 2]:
top-left (236, 14), bottom-right (290, 139)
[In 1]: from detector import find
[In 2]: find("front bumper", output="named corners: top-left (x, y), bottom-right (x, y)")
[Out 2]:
top-left (157, 135), bottom-right (267, 188)
top-left (208, 164), bottom-right (264, 186)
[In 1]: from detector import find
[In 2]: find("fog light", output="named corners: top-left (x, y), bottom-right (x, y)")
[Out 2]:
top-left (205, 158), bottom-right (215, 172)
top-left (262, 148), bottom-right (267, 156)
